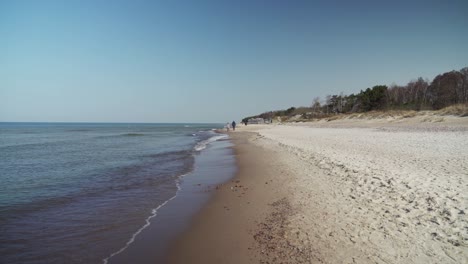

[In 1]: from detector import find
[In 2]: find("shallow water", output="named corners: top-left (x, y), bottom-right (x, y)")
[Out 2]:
top-left (0, 122), bottom-right (230, 264)
top-left (107, 138), bottom-right (236, 264)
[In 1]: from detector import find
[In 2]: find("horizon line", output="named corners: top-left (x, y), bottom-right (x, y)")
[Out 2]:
top-left (0, 121), bottom-right (225, 124)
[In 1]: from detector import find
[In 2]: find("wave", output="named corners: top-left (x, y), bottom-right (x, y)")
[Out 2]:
top-left (0, 195), bottom-right (77, 221)
top-left (121, 133), bottom-right (146, 137)
top-left (94, 133), bottom-right (147, 139)
top-left (65, 129), bottom-right (92, 132)
top-left (101, 133), bottom-right (230, 263)
top-left (143, 150), bottom-right (193, 162)
top-left (102, 173), bottom-right (187, 264)
top-left (194, 134), bottom-right (228, 151)
top-left (1, 150), bottom-right (194, 222)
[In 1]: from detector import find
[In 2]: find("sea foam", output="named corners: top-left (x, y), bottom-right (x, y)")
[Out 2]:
top-left (102, 132), bottom-right (228, 263)
top-left (194, 134), bottom-right (228, 151)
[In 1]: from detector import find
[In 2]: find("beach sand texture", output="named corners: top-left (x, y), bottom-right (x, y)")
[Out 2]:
top-left (170, 117), bottom-right (468, 264)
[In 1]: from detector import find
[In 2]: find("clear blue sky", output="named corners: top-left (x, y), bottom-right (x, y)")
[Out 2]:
top-left (1, 0), bottom-right (467, 123)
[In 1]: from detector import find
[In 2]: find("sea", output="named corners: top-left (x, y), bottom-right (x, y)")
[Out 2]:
top-left (0, 122), bottom-right (236, 264)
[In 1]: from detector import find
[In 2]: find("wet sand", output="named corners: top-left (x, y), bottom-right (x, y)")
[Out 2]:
top-left (106, 139), bottom-right (236, 264)
top-left (167, 131), bottom-right (295, 263)
top-left (168, 116), bottom-right (468, 264)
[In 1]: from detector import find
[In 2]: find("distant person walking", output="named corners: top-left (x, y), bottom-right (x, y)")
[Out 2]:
top-left (231, 121), bottom-right (236, 131)
top-left (225, 122), bottom-right (230, 131)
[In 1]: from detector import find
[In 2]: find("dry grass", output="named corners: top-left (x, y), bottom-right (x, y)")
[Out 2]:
top-left (279, 105), bottom-right (468, 123)
top-left (327, 110), bottom-right (418, 121)
top-left (436, 104), bottom-right (468, 117)
top-left (325, 115), bottom-right (343, 121)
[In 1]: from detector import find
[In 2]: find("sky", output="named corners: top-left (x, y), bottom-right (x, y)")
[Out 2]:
top-left (1, 0), bottom-right (467, 123)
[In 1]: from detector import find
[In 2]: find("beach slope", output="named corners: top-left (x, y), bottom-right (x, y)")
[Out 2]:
top-left (169, 118), bottom-right (468, 263)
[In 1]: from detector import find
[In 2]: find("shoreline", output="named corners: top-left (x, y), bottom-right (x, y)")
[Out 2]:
top-left (106, 134), bottom-right (236, 264)
top-left (168, 118), bottom-right (468, 263)
top-left (166, 131), bottom-right (290, 263)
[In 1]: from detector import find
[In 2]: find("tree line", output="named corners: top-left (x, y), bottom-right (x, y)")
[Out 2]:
top-left (243, 66), bottom-right (468, 122)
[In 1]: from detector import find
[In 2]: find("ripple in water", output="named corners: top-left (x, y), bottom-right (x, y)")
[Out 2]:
top-left (0, 123), bottom-right (223, 264)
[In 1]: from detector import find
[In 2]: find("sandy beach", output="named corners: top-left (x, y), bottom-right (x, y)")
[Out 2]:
top-left (168, 116), bottom-right (468, 264)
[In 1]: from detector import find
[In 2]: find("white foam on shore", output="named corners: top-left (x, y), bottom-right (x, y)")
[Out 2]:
top-left (102, 132), bottom-right (229, 264)
top-left (194, 134), bottom-right (228, 151)
top-left (102, 174), bottom-right (186, 264)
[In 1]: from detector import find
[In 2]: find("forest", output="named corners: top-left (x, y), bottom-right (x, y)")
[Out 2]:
top-left (243, 67), bottom-right (468, 123)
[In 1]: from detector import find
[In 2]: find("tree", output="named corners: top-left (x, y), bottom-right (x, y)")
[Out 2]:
top-left (242, 66), bottom-right (467, 122)
top-left (343, 93), bottom-right (358, 112)
top-left (460, 67), bottom-right (468, 104)
top-left (285, 107), bottom-right (296, 116)
top-left (403, 77), bottom-right (429, 109)
top-left (428, 71), bottom-right (463, 109)
top-left (324, 95), bottom-right (332, 114)
top-left (357, 85), bottom-right (388, 111)
top-left (311, 97), bottom-right (321, 113)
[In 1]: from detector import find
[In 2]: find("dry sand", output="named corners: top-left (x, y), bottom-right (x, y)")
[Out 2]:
top-left (169, 116), bottom-right (468, 263)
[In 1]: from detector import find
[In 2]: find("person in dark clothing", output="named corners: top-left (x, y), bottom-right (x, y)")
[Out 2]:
top-left (231, 121), bottom-right (236, 131)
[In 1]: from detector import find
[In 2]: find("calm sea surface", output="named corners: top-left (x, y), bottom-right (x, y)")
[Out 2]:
top-left (0, 122), bottom-right (226, 264)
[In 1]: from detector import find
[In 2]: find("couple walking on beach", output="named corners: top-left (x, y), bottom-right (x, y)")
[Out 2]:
top-left (225, 121), bottom-right (236, 131)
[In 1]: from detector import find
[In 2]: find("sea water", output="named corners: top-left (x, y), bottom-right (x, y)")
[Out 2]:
top-left (0, 123), bottom-right (231, 264)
